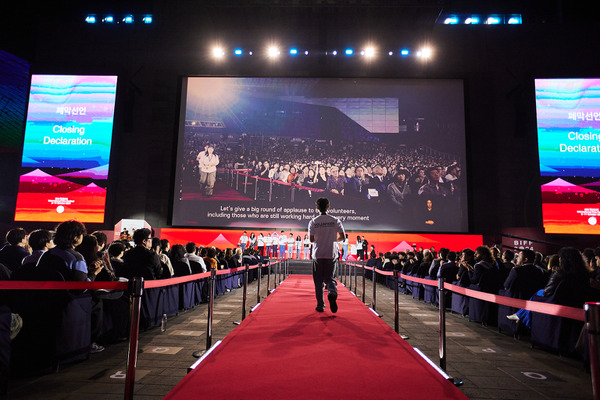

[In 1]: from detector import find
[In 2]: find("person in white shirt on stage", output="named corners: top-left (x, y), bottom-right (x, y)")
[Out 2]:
top-left (303, 234), bottom-right (311, 260)
top-left (308, 197), bottom-right (345, 313)
top-left (278, 232), bottom-right (287, 259)
top-left (287, 233), bottom-right (295, 259)
top-left (239, 231), bottom-right (248, 252)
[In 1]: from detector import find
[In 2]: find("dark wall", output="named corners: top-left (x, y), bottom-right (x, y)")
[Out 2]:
top-left (2, 3), bottom-right (600, 236)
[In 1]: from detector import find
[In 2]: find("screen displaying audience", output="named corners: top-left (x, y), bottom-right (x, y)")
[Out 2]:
top-left (172, 77), bottom-right (468, 232)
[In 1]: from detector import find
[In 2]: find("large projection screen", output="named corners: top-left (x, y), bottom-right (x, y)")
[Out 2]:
top-left (536, 78), bottom-right (600, 234)
top-left (14, 74), bottom-right (118, 223)
top-left (172, 77), bottom-right (467, 232)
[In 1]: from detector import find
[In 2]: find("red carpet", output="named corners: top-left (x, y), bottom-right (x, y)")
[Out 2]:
top-left (165, 275), bottom-right (468, 399)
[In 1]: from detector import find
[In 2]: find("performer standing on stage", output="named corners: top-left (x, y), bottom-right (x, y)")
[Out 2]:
top-left (197, 144), bottom-right (219, 197)
top-left (308, 197), bottom-right (345, 313)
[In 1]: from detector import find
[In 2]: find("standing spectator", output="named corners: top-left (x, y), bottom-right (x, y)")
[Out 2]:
top-left (295, 235), bottom-right (302, 260)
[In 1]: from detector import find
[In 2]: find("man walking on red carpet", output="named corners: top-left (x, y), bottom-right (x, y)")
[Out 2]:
top-left (308, 197), bottom-right (345, 313)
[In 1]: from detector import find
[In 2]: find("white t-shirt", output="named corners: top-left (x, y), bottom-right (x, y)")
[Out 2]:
top-left (239, 234), bottom-right (248, 245)
top-left (257, 236), bottom-right (264, 247)
top-left (279, 236), bottom-right (287, 245)
top-left (264, 236), bottom-right (272, 246)
top-left (308, 213), bottom-right (345, 260)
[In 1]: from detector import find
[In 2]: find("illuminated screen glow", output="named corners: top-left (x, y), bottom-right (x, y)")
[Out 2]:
top-left (173, 77), bottom-right (468, 232)
top-left (536, 78), bottom-right (600, 234)
top-left (14, 74), bottom-right (118, 223)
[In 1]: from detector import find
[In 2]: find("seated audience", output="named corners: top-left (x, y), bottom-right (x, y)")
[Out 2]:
top-left (0, 228), bottom-right (30, 272)
top-left (22, 229), bottom-right (54, 266)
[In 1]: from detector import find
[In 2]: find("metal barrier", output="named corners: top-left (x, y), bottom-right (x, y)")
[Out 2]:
top-left (341, 261), bottom-right (594, 389)
top-left (0, 259), bottom-right (286, 400)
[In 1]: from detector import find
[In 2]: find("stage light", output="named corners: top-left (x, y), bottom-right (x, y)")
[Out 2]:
top-left (465, 17), bottom-right (479, 24)
top-left (212, 46), bottom-right (225, 59)
top-left (388, 51), bottom-right (393, 56)
top-left (85, 15), bottom-right (97, 24)
top-left (486, 16), bottom-right (501, 24)
top-left (304, 50), bottom-right (309, 55)
top-left (289, 48), bottom-right (298, 55)
top-left (267, 46), bottom-right (280, 58)
top-left (507, 15), bottom-right (522, 24)
top-left (444, 16), bottom-right (459, 24)
top-left (123, 15), bottom-right (134, 23)
top-left (103, 16), bottom-right (114, 23)
top-left (332, 50), bottom-right (337, 56)
top-left (249, 51), bottom-right (253, 56)
top-left (364, 47), bottom-right (375, 58)
top-left (234, 49), bottom-right (243, 56)
top-left (400, 49), bottom-right (409, 56)
top-left (417, 47), bottom-right (433, 60)
top-left (142, 15), bottom-right (152, 24)
top-left (345, 48), bottom-right (353, 56)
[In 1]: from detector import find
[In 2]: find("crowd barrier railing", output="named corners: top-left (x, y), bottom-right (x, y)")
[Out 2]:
top-left (0, 259), bottom-right (289, 400)
top-left (340, 261), bottom-right (599, 394)
top-left (229, 169), bottom-right (326, 202)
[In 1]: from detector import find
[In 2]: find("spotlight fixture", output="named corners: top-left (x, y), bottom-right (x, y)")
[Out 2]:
top-left (289, 48), bottom-right (298, 55)
top-left (400, 49), bottom-right (410, 56)
top-left (444, 16), bottom-right (459, 24)
top-left (267, 46), bottom-right (280, 58)
top-left (388, 51), bottom-right (393, 56)
top-left (345, 48), bottom-right (353, 56)
top-left (464, 17), bottom-right (479, 24)
top-left (364, 47), bottom-right (375, 58)
top-left (212, 46), bottom-right (225, 59)
top-left (85, 15), bottom-right (97, 24)
top-left (123, 15), bottom-right (134, 23)
top-left (417, 47), bottom-right (433, 60)
top-left (234, 49), bottom-right (243, 56)
top-left (507, 15), bottom-right (522, 24)
top-left (304, 50), bottom-right (309, 55)
top-left (332, 50), bottom-right (337, 56)
top-left (142, 15), bottom-right (153, 24)
top-left (103, 15), bottom-right (114, 23)
top-left (485, 16), bottom-right (501, 24)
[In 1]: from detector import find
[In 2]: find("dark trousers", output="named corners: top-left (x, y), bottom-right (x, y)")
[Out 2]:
top-left (312, 259), bottom-right (337, 308)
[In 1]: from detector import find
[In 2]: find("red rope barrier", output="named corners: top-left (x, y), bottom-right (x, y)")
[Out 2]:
top-left (345, 262), bottom-right (585, 322)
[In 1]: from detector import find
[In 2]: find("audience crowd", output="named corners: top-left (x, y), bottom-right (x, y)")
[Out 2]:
top-left (1, 222), bottom-right (599, 367)
top-left (180, 135), bottom-right (463, 226)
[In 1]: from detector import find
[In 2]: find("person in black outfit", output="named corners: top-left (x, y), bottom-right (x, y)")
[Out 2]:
top-left (0, 228), bottom-right (29, 272)
top-left (122, 228), bottom-right (162, 280)
top-left (503, 249), bottom-right (546, 300)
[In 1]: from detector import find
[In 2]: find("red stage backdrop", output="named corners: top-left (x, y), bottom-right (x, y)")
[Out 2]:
top-left (158, 228), bottom-right (482, 255)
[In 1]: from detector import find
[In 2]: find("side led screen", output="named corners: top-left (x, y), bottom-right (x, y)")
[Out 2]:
top-left (172, 77), bottom-right (468, 232)
top-left (14, 75), bottom-right (118, 223)
top-left (536, 78), bottom-right (600, 234)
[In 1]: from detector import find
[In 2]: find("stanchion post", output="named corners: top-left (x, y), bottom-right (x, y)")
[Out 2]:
top-left (257, 263), bottom-right (262, 303)
top-left (438, 278), bottom-right (447, 371)
top-left (267, 263), bottom-right (271, 294)
top-left (277, 259), bottom-right (281, 287)
top-left (394, 270), bottom-right (399, 334)
top-left (242, 264), bottom-right (249, 320)
top-left (585, 302), bottom-right (600, 400)
top-left (352, 264), bottom-right (358, 293)
top-left (254, 177), bottom-right (258, 200)
top-left (268, 179), bottom-right (273, 202)
top-left (244, 174), bottom-right (248, 194)
top-left (362, 264), bottom-right (366, 303)
top-left (206, 269), bottom-right (216, 350)
top-left (124, 276), bottom-right (144, 400)
top-left (372, 268), bottom-right (377, 311)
